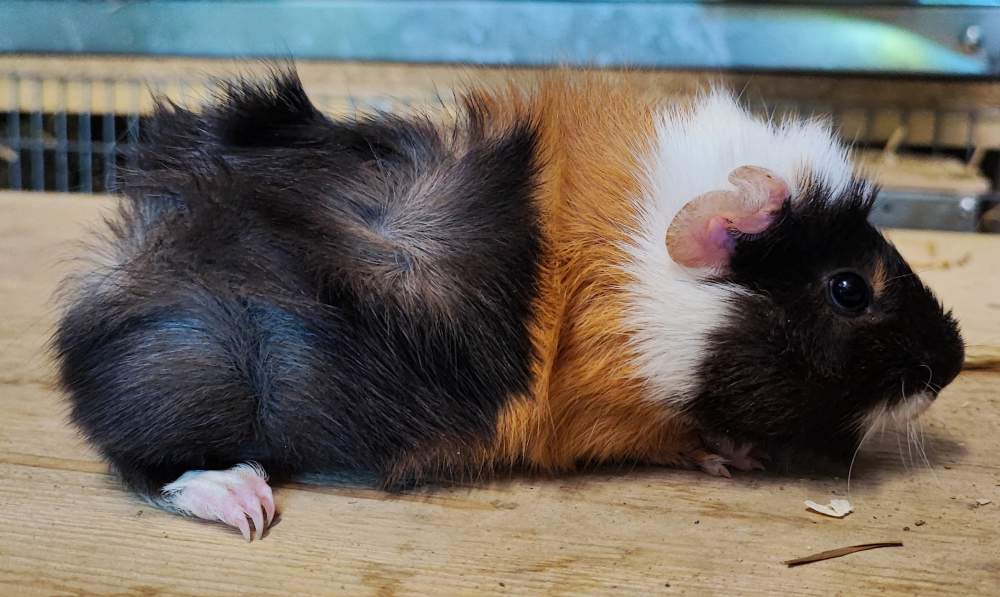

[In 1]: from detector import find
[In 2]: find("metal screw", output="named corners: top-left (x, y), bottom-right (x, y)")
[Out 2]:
top-left (961, 25), bottom-right (983, 53)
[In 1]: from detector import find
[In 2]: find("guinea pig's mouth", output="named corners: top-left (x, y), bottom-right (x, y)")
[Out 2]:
top-left (857, 390), bottom-right (935, 435)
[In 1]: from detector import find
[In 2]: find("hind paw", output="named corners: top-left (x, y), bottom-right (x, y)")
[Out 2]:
top-left (162, 463), bottom-right (275, 541)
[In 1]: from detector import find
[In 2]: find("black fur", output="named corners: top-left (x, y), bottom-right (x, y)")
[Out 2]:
top-left (692, 181), bottom-right (964, 458)
top-left (52, 68), bottom-right (543, 495)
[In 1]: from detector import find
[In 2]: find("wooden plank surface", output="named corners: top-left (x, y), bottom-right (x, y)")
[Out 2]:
top-left (0, 191), bottom-right (998, 596)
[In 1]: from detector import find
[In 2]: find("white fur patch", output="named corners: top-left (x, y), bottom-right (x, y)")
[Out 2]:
top-left (621, 232), bottom-right (738, 405)
top-left (622, 91), bottom-right (859, 406)
top-left (651, 91), bottom-right (860, 216)
top-left (858, 392), bottom-right (935, 435)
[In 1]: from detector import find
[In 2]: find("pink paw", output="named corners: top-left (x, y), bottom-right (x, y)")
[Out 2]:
top-left (704, 436), bottom-right (767, 472)
top-left (162, 463), bottom-right (275, 541)
top-left (697, 454), bottom-right (733, 478)
top-left (719, 441), bottom-right (767, 472)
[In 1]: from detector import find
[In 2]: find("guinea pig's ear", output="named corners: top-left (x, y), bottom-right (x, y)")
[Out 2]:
top-left (666, 165), bottom-right (789, 270)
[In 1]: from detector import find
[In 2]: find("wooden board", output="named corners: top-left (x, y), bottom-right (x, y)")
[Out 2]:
top-left (1, 192), bottom-right (998, 596)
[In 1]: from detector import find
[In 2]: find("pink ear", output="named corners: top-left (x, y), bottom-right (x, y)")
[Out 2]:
top-left (666, 166), bottom-right (789, 269)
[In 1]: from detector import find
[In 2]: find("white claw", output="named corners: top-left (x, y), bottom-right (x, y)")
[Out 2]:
top-left (697, 454), bottom-right (733, 478)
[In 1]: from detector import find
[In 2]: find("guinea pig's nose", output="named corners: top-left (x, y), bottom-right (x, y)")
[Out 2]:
top-left (925, 342), bottom-right (964, 395)
top-left (933, 357), bottom-right (962, 391)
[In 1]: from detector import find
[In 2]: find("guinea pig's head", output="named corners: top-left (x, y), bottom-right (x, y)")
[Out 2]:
top-left (626, 92), bottom-right (965, 461)
top-left (682, 180), bottom-right (964, 459)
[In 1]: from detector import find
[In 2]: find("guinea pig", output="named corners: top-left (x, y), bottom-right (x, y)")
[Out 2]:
top-left (52, 68), bottom-right (964, 540)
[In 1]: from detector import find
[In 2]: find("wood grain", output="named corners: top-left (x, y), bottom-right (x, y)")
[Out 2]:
top-left (1, 192), bottom-right (998, 596)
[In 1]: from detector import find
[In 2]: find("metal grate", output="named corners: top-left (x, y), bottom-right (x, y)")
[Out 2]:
top-left (1, 70), bottom-right (423, 194)
top-left (4, 76), bottom-right (137, 193)
top-left (2, 68), bottom-right (997, 196)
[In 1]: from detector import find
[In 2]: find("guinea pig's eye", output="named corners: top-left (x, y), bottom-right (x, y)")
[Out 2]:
top-left (826, 271), bottom-right (871, 314)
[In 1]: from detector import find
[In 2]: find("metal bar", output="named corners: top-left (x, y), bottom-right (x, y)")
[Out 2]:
top-left (5, 73), bottom-right (20, 190)
top-left (102, 79), bottom-right (116, 192)
top-left (29, 77), bottom-right (43, 191)
top-left (55, 77), bottom-right (69, 192)
top-left (966, 109), bottom-right (978, 158)
top-left (78, 78), bottom-right (92, 194)
top-left (0, 1), bottom-right (995, 76)
top-left (871, 190), bottom-right (987, 232)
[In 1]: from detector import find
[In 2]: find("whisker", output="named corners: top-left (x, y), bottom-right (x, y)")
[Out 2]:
top-left (847, 415), bottom-right (879, 497)
top-left (920, 364), bottom-right (936, 394)
top-left (913, 416), bottom-right (942, 488)
top-left (907, 419), bottom-right (916, 469)
top-left (896, 431), bottom-right (907, 471)
top-left (884, 271), bottom-right (918, 285)
top-left (896, 378), bottom-right (908, 470)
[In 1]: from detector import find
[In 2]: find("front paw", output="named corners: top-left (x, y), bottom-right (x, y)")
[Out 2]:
top-left (690, 450), bottom-right (733, 478)
top-left (688, 437), bottom-right (768, 477)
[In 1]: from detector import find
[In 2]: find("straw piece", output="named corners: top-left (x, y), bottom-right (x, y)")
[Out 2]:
top-left (784, 542), bottom-right (903, 567)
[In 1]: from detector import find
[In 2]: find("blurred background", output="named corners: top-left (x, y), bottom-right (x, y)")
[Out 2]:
top-left (1, 0), bottom-right (998, 231)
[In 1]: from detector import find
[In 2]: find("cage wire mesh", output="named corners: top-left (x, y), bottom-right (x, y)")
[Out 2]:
top-left (1, 65), bottom-right (996, 195)
top-left (0, 68), bottom-right (428, 194)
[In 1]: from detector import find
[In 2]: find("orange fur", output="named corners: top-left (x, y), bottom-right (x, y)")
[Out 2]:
top-left (382, 73), bottom-right (699, 484)
top-left (507, 74), bottom-right (701, 471)
top-left (383, 74), bottom-right (702, 486)
top-left (871, 257), bottom-right (889, 299)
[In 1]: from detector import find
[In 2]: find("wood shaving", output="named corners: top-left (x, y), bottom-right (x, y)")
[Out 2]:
top-left (804, 498), bottom-right (853, 518)
top-left (976, 498), bottom-right (992, 506)
top-left (784, 542), bottom-right (903, 567)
